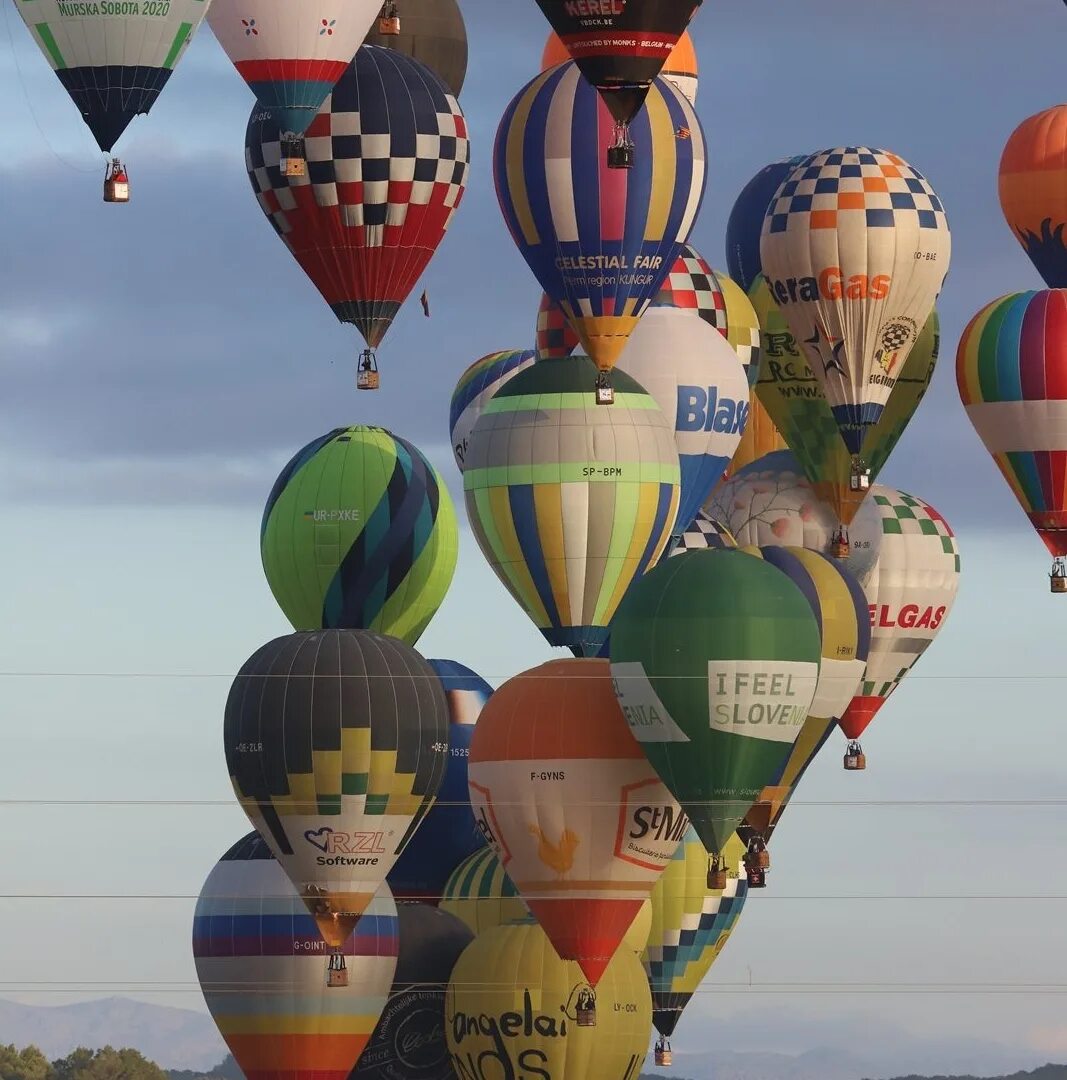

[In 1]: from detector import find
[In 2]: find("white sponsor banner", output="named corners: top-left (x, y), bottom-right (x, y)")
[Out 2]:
top-left (707, 659), bottom-right (819, 743)
top-left (610, 662), bottom-right (691, 743)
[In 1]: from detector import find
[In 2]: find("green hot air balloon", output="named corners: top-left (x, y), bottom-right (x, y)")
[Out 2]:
top-left (261, 427), bottom-right (458, 645)
top-left (609, 549), bottom-right (821, 863)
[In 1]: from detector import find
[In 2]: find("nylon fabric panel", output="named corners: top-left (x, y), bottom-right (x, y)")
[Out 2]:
top-left (223, 631), bottom-right (448, 945)
top-left (362, 0), bottom-right (467, 96)
top-left (244, 47), bottom-right (469, 351)
top-left (760, 148), bottom-right (950, 454)
top-left (440, 847), bottom-right (530, 936)
top-left (450, 350), bottom-right (536, 471)
top-left (193, 834), bottom-right (398, 1080)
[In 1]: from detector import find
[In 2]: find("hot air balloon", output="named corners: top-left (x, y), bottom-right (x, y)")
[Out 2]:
top-left (353, 903), bottom-right (473, 1080)
top-left (644, 830), bottom-right (747, 1064)
top-left (209, 0), bottom-right (380, 171)
top-left (193, 833), bottom-right (399, 1076)
top-left (998, 106), bottom-right (1067, 288)
top-left (260, 427), bottom-right (458, 644)
top-left (749, 276), bottom-right (940, 544)
top-left (441, 847), bottom-right (531, 937)
top-left (957, 290), bottom-right (1067, 588)
top-left (468, 658), bottom-right (687, 1016)
top-left (669, 510), bottom-right (736, 554)
top-left (725, 395), bottom-right (788, 479)
top-left (707, 449), bottom-right (884, 577)
top-left (735, 547), bottom-right (868, 841)
top-left (463, 356), bottom-right (680, 657)
top-left (535, 291), bottom-right (583, 360)
top-left (837, 487), bottom-right (960, 766)
top-left (450, 350), bottom-right (537, 470)
top-left (12, 0), bottom-right (212, 199)
top-left (363, 0), bottom-right (468, 96)
top-left (610, 548), bottom-right (821, 872)
top-left (495, 62), bottom-right (705, 398)
top-left (759, 147), bottom-right (950, 489)
top-left (725, 156), bottom-right (808, 292)
top-left (446, 920), bottom-right (652, 1073)
top-left (245, 47), bottom-right (469, 386)
top-left (615, 307), bottom-right (750, 541)
top-left (530, 0), bottom-right (701, 168)
top-left (224, 630), bottom-right (449, 950)
top-left (387, 659), bottom-right (492, 903)
top-left (541, 29), bottom-right (699, 106)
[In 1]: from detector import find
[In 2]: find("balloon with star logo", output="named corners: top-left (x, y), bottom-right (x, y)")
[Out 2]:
top-left (759, 147), bottom-right (950, 467)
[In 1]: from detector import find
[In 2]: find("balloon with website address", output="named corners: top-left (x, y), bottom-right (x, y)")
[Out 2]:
top-left (759, 147), bottom-right (950, 482)
top-left (468, 659), bottom-right (689, 1001)
top-left (463, 356), bottom-right (680, 658)
top-left (495, 62), bottom-right (705, 389)
top-left (610, 548), bottom-right (822, 868)
top-left (260, 426), bottom-right (458, 644)
top-left (748, 275), bottom-right (941, 535)
top-left (224, 630), bottom-right (449, 948)
top-left (956, 289), bottom-right (1067, 585)
top-left (192, 833), bottom-right (399, 1080)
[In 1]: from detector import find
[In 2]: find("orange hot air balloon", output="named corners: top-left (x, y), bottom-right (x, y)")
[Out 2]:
top-left (540, 30), bottom-right (699, 106)
top-left (725, 395), bottom-right (787, 480)
top-left (467, 659), bottom-right (686, 997)
top-left (999, 105), bottom-right (1067, 288)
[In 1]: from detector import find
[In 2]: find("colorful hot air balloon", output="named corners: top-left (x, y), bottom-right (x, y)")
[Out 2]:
top-left (12, 0), bottom-right (211, 193)
top-left (669, 510), bottom-right (736, 554)
top-left (468, 659), bottom-right (688, 993)
top-left (998, 106), bottom-right (1067, 288)
top-left (530, 0), bottom-right (701, 167)
top-left (735, 547), bottom-right (868, 841)
top-left (957, 290), bottom-right (1067, 584)
top-left (494, 62), bottom-right (705, 390)
top-left (707, 450), bottom-right (884, 578)
top-left (749, 276), bottom-right (940, 532)
top-left (541, 29), bottom-right (699, 106)
top-left (615, 307), bottom-right (750, 540)
top-left (353, 903), bottom-right (473, 1080)
top-left (725, 395), bottom-right (788, 479)
top-left (535, 291), bottom-right (583, 360)
top-left (260, 427), bottom-right (458, 644)
top-left (463, 356), bottom-right (680, 657)
top-left (441, 846), bottom-right (530, 937)
top-left (837, 487), bottom-right (960, 763)
top-left (245, 47), bottom-right (469, 383)
top-left (224, 630), bottom-right (449, 948)
top-left (759, 147), bottom-right (950, 479)
top-left (725, 156), bottom-right (808, 292)
top-left (644, 830), bottom-right (747, 1049)
top-left (209, 0), bottom-right (379, 147)
top-left (446, 920), bottom-right (652, 1070)
top-left (450, 350), bottom-right (537, 470)
top-left (610, 548), bottom-right (822, 864)
top-left (193, 834), bottom-right (399, 1080)
top-left (387, 659), bottom-right (492, 903)
top-left (363, 0), bottom-right (468, 96)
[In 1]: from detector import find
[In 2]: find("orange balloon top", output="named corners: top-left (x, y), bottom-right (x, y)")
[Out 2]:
top-left (999, 104), bottom-right (1067, 238)
top-left (540, 29), bottom-right (698, 77)
top-left (469, 658), bottom-right (645, 763)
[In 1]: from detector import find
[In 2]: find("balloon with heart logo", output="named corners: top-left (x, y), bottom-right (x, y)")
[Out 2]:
top-left (224, 629), bottom-right (450, 950)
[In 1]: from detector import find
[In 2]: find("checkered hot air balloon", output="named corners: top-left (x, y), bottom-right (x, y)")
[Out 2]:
top-left (759, 148), bottom-right (950, 464)
top-left (246, 46), bottom-right (469, 375)
top-left (494, 62), bottom-right (705, 385)
top-left (193, 834), bottom-right (399, 1080)
top-left (224, 630), bottom-right (450, 948)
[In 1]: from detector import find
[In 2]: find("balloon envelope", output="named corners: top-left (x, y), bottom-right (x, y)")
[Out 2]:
top-left (193, 833), bottom-right (399, 1080)
top-left (363, 0), bottom-right (468, 96)
top-left (450, 351), bottom-right (537, 471)
top-left (441, 847), bottom-right (529, 937)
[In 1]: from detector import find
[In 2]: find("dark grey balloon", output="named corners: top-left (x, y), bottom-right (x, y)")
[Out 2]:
top-left (363, 0), bottom-right (468, 96)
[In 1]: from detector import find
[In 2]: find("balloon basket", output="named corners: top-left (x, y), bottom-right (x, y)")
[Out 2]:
top-left (1052, 575), bottom-right (1067, 594)
top-left (575, 1004), bottom-right (596, 1027)
top-left (357, 349), bottom-right (380, 390)
top-left (325, 953), bottom-right (349, 987)
top-left (595, 371), bottom-right (614, 405)
top-left (607, 144), bottom-right (634, 169)
top-left (378, 14), bottom-right (400, 33)
top-left (279, 134), bottom-right (307, 178)
top-left (707, 868), bottom-right (728, 891)
top-left (103, 159), bottom-right (129, 203)
top-left (843, 742), bottom-right (866, 771)
top-left (745, 864), bottom-right (767, 888)
top-left (655, 1041), bottom-right (672, 1067)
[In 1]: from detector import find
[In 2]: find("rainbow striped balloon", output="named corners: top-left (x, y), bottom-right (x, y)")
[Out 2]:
top-left (957, 289), bottom-right (1067, 557)
top-left (494, 61), bottom-right (705, 374)
top-left (193, 833), bottom-right (399, 1080)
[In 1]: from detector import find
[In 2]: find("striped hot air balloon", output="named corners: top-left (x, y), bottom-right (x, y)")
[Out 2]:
top-left (468, 659), bottom-right (687, 990)
top-left (494, 62), bottom-right (705, 379)
top-left (441, 847), bottom-right (530, 937)
top-left (463, 356), bottom-right (680, 657)
top-left (193, 834), bottom-right (399, 1080)
top-left (957, 290), bottom-right (1067, 572)
top-left (224, 630), bottom-right (449, 947)
top-left (260, 427), bottom-right (457, 645)
top-left (450, 350), bottom-right (537, 470)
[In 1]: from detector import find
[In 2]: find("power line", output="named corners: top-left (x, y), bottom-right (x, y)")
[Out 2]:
top-left (0, 798), bottom-right (1063, 807)
top-left (0, 893), bottom-right (1062, 901)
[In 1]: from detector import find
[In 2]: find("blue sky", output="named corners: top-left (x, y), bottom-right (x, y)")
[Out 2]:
top-left (2, 0), bottom-right (1067, 1070)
